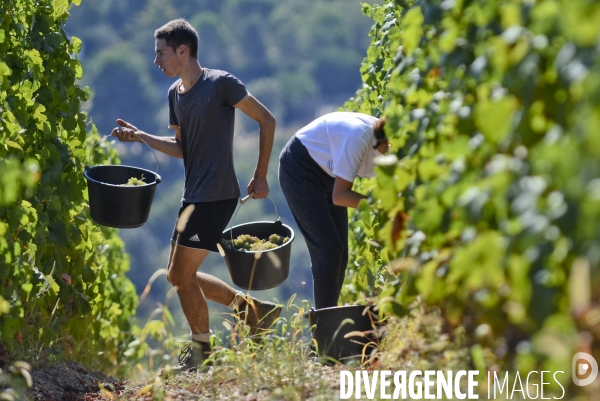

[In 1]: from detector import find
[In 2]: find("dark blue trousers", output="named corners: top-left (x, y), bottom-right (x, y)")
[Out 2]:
top-left (278, 135), bottom-right (348, 309)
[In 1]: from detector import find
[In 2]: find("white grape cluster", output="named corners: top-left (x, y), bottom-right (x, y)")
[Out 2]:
top-left (223, 233), bottom-right (290, 251)
top-left (121, 174), bottom-right (146, 186)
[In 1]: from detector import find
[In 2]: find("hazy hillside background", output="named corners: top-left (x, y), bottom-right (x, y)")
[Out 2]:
top-left (66, 0), bottom-right (375, 331)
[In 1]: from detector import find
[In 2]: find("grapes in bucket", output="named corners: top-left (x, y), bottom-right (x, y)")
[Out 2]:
top-left (220, 193), bottom-right (295, 290)
top-left (84, 134), bottom-right (161, 228)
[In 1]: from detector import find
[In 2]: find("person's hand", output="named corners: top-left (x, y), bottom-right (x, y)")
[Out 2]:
top-left (111, 119), bottom-right (141, 142)
top-left (247, 176), bottom-right (269, 199)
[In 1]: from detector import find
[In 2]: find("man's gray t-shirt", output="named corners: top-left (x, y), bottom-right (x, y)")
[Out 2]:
top-left (168, 68), bottom-right (247, 202)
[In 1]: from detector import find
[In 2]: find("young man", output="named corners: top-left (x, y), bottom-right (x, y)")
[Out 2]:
top-left (112, 18), bottom-right (281, 373)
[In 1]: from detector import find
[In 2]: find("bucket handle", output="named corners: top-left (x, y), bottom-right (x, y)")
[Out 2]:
top-left (86, 133), bottom-right (160, 181)
top-left (226, 191), bottom-right (280, 242)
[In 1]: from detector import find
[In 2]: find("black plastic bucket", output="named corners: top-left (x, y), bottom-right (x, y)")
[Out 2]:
top-left (84, 135), bottom-right (161, 228)
top-left (306, 305), bottom-right (379, 362)
top-left (84, 165), bottom-right (161, 228)
top-left (220, 195), bottom-right (294, 290)
top-left (221, 220), bottom-right (294, 290)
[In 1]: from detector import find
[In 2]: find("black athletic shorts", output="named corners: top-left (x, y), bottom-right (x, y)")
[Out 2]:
top-left (170, 198), bottom-right (238, 252)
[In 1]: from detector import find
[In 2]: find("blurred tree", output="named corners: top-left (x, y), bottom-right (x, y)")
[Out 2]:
top-left (68, 0), bottom-right (374, 125)
top-left (84, 44), bottom-right (162, 136)
top-left (190, 12), bottom-right (233, 67)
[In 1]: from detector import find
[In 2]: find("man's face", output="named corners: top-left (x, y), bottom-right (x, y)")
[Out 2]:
top-left (154, 38), bottom-right (180, 78)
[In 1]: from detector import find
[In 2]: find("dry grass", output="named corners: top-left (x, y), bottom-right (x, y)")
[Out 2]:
top-left (99, 300), bottom-right (349, 400)
top-left (14, 300), bottom-right (591, 400)
top-left (86, 301), bottom-right (477, 400)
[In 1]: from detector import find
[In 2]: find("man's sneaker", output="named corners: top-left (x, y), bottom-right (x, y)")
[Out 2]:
top-left (235, 298), bottom-right (282, 335)
top-left (160, 340), bottom-right (211, 376)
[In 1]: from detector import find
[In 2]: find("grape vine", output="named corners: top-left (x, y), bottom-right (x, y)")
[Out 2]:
top-left (344, 0), bottom-right (600, 380)
top-left (0, 0), bottom-right (137, 372)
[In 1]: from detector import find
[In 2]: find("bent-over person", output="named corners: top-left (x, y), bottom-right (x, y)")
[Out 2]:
top-left (278, 112), bottom-right (389, 310)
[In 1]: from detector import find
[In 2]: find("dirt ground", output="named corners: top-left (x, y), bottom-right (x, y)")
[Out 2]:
top-left (28, 362), bottom-right (126, 401)
top-left (26, 362), bottom-right (343, 401)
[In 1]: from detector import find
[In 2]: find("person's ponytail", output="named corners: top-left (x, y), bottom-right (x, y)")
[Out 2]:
top-left (373, 116), bottom-right (387, 148)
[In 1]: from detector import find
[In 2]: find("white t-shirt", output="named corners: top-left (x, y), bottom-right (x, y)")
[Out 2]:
top-left (296, 112), bottom-right (382, 182)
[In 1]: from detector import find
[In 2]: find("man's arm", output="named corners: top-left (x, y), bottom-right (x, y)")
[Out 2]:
top-left (332, 176), bottom-right (366, 208)
top-left (234, 94), bottom-right (276, 199)
top-left (112, 119), bottom-right (184, 159)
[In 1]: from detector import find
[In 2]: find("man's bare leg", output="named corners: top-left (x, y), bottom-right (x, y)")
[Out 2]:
top-left (167, 244), bottom-right (212, 334)
top-left (166, 243), bottom-right (281, 335)
top-left (196, 272), bottom-right (239, 305)
top-left (168, 243), bottom-right (237, 307)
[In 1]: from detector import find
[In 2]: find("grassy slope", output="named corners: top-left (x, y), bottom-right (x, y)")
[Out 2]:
top-left (91, 303), bottom-right (476, 400)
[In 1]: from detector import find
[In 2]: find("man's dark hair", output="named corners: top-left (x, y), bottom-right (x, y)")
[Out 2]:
top-left (154, 18), bottom-right (199, 58)
top-left (373, 117), bottom-right (387, 148)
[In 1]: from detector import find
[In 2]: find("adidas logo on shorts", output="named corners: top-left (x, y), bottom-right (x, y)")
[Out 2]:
top-left (189, 234), bottom-right (201, 242)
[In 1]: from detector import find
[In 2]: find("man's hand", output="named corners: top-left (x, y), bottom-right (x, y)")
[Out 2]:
top-left (247, 176), bottom-right (269, 199)
top-left (112, 119), bottom-right (141, 142)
